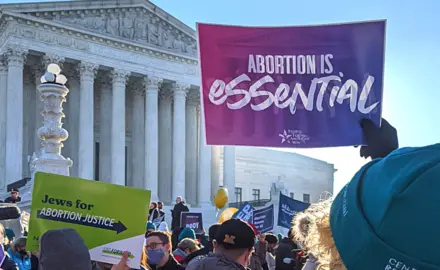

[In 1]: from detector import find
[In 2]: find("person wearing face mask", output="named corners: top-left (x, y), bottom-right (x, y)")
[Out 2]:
top-left (186, 218), bottom-right (257, 270)
top-left (7, 237), bottom-right (31, 270)
top-left (144, 231), bottom-right (185, 270)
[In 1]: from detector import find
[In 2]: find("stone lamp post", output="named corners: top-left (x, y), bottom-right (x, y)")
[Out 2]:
top-left (29, 63), bottom-right (73, 178)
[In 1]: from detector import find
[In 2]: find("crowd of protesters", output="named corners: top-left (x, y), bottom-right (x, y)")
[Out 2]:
top-left (1, 118), bottom-right (438, 270)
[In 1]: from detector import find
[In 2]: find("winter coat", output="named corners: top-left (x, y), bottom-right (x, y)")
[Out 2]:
top-left (275, 237), bottom-right (298, 270)
top-left (186, 253), bottom-right (248, 270)
top-left (149, 255), bottom-right (184, 270)
top-left (7, 248), bottom-right (31, 270)
top-left (171, 203), bottom-right (189, 230)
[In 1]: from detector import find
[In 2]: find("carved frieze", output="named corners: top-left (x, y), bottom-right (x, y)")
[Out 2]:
top-left (37, 8), bottom-right (198, 57)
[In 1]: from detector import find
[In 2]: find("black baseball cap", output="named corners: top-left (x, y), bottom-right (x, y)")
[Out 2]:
top-left (215, 219), bottom-right (256, 249)
top-left (208, 224), bottom-right (220, 241)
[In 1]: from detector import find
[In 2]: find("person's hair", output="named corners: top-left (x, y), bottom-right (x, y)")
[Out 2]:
top-left (265, 233), bottom-right (278, 244)
top-left (146, 231), bottom-right (172, 246)
top-left (140, 248), bottom-right (151, 270)
top-left (158, 201), bottom-right (163, 207)
top-left (12, 237), bottom-right (27, 250)
top-left (150, 202), bottom-right (158, 209)
top-left (0, 223), bottom-right (5, 242)
top-left (216, 244), bottom-right (252, 260)
top-left (292, 199), bottom-right (345, 270)
top-left (177, 238), bottom-right (200, 253)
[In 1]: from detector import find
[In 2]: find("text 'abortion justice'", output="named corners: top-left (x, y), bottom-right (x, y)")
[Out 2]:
top-left (208, 54), bottom-right (379, 115)
top-left (248, 54), bottom-right (334, 75)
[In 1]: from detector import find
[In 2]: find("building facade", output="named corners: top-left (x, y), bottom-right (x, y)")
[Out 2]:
top-left (0, 0), bottom-right (334, 219)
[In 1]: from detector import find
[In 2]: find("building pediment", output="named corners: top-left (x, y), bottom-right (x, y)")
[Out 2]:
top-left (0, 0), bottom-right (198, 58)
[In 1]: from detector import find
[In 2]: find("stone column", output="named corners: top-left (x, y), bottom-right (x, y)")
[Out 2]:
top-left (131, 79), bottom-right (145, 189)
top-left (211, 146), bottom-right (221, 203)
top-left (23, 68), bottom-right (34, 178)
top-left (78, 61), bottom-right (98, 180)
top-left (111, 69), bottom-right (130, 186)
top-left (144, 76), bottom-right (162, 200)
top-left (223, 146), bottom-right (236, 203)
top-left (172, 82), bottom-right (190, 201)
top-left (98, 74), bottom-right (112, 183)
top-left (64, 66), bottom-right (80, 177)
top-left (0, 57), bottom-right (7, 192)
top-left (158, 86), bottom-right (173, 204)
top-left (198, 104), bottom-right (212, 205)
top-left (185, 91), bottom-right (199, 205)
top-left (5, 46), bottom-right (27, 184)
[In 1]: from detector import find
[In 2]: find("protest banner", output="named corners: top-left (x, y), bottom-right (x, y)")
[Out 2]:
top-left (232, 202), bottom-right (255, 223)
top-left (253, 204), bottom-right (274, 233)
top-left (198, 21), bottom-right (386, 148)
top-left (278, 193), bottom-right (310, 229)
top-left (27, 172), bottom-right (151, 269)
top-left (180, 212), bottom-right (203, 234)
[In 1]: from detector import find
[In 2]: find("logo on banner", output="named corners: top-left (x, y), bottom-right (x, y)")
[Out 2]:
top-left (279, 130), bottom-right (310, 144)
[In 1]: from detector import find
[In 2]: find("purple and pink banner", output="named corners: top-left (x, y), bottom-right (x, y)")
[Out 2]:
top-left (197, 21), bottom-right (386, 148)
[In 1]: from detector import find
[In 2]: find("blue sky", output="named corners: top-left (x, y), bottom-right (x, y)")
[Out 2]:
top-left (2, 0), bottom-right (439, 193)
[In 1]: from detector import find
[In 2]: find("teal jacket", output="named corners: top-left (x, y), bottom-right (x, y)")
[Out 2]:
top-left (7, 248), bottom-right (31, 270)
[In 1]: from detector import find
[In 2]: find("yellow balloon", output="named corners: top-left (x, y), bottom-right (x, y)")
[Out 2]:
top-left (218, 207), bottom-right (238, 223)
top-left (213, 187), bottom-right (229, 209)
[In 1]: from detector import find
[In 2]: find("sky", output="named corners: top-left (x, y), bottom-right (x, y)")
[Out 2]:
top-left (2, 0), bottom-right (439, 194)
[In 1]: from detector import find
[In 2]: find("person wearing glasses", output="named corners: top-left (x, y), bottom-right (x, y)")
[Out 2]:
top-left (144, 231), bottom-right (184, 270)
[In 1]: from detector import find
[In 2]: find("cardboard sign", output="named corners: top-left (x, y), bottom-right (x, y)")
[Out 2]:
top-left (180, 212), bottom-right (203, 234)
top-left (198, 21), bottom-right (386, 148)
top-left (27, 173), bottom-right (151, 269)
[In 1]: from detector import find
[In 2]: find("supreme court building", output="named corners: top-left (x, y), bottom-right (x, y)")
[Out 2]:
top-left (0, 0), bottom-right (334, 216)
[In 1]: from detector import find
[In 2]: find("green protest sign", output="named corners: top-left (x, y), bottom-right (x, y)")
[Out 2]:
top-left (27, 172), bottom-right (151, 269)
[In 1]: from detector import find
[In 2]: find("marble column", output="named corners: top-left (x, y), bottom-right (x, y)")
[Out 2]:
top-left (0, 57), bottom-right (7, 191)
top-left (23, 68), bottom-right (34, 178)
top-left (98, 74), bottom-right (112, 183)
top-left (5, 47), bottom-right (27, 184)
top-left (131, 79), bottom-right (145, 189)
top-left (198, 105), bottom-right (212, 205)
top-left (185, 91), bottom-right (199, 205)
top-left (33, 65), bottom-right (45, 154)
top-left (78, 61), bottom-right (98, 180)
top-left (144, 76), bottom-right (162, 200)
top-left (64, 65), bottom-right (80, 177)
top-left (172, 82), bottom-right (190, 201)
top-left (223, 146), bottom-right (236, 203)
top-left (211, 146), bottom-right (221, 202)
top-left (111, 69), bottom-right (130, 186)
top-left (158, 86), bottom-right (173, 204)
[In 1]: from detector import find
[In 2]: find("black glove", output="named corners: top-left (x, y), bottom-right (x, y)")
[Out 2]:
top-left (358, 118), bottom-right (398, 159)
